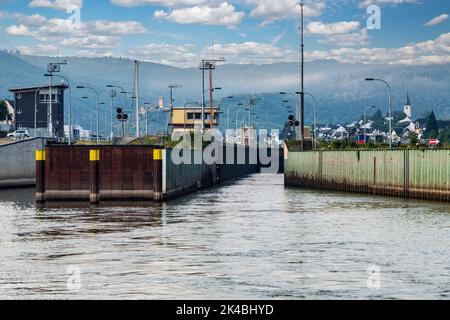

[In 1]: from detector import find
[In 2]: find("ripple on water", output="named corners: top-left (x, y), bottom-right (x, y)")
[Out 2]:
top-left (0, 174), bottom-right (449, 299)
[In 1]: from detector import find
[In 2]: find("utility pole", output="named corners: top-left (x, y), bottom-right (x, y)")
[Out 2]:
top-left (168, 84), bottom-right (180, 109)
top-left (209, 68), bottom-right (214, 131)
top-left (109, 89), bottom-right (116, 140)
top-left (199, 58), bottom-right (225, 133)
top-left (299, 1), bottom-right (305, 149)
top-left (47, 60), bottom-right (67, 138)
top-left (134, 60), bottom-right (141, 138)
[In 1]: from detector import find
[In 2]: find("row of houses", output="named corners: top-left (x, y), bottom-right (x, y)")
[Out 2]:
top-left (317, 93), bottom-right (431, 145)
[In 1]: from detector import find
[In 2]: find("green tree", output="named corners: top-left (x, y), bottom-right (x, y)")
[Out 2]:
top-left (0, 100), bottom-right (8, 121)
top-left (426, 111), bottom-right (439, 138)
top-left (408, 132), bottom-right (419, 148)
top-left (371, 110), bottom-right (384, 123)
top-left (439, 128), bottom-right (450, 146)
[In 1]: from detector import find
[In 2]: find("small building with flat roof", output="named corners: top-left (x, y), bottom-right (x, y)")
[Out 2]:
top-left (170, 105), bottom-right (220, 134)
top-left (9, 84), bottom-right (68, 137)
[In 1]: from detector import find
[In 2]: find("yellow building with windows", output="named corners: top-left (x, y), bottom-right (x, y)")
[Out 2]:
top-left (170, 107), bottom-right (220, 133)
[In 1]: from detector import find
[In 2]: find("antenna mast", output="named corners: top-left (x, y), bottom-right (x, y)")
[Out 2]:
top-left (299, 1), bottom-right (305, 149)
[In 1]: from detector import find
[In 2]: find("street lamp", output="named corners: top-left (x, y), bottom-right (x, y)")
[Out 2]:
top-left (364, 105), bottom-right (376, 144)
top-left (73, 96), bottom-right (88, 138)
top-left (77, 85), bottom-right (100, 144)
top-left (45, 73), bottom-right (72, 145)
top-left (296, 92), bottom-right (318, 150)
top-left (225, 101), bottom-right (240, 131)
top-left (365, 78), bottom-right (393, 148)
top-left (235, 108), bottom-right (247, 132)
top-left (144, 102), bottom-right (155, 136)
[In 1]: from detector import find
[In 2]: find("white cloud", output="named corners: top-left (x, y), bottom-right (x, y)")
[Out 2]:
top-left (16, 44), bottom-right (58, 56)
top-left (202, 42), bottom-right (297, 64)
top-left (5, 24), bottom-right (31, 36)
top-left (308, 32), bottom-right (450, 65)
top-left (319, 28), bottom-right (369, 47)
top-left (76, 49), bottom-right (114, 57)
top-left (29, 0), bottom-right (83, 11)
top-left (154, 2), bottom-right (244, 27)
top-left (359, 0), bottom-right (418, 7)
top-left (306, 21), bottom-right (360, 36)
top-left (305, 20), bottom-right (368, 47)
top-left (11, 13), bottom-right (47, 26)
top-left (128, 43), bottom-right (198, 67)
top-left (247, 0), bottom-right (326, 26)
top-left (111, 0), bottom-right (206, 7)
top-left (87, 20), bottom-right (147, 35)
top-left (60, 35), bottom-right (121, 49)
top-left (5, 14), bottom-right (147, 50)
top-left (425, 14), bottom-right (448, 27)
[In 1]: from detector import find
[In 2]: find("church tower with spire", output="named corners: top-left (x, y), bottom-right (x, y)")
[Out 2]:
top-left (404, 91), bottom-right (412, 118)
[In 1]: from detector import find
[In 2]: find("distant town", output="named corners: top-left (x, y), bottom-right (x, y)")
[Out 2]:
top-left (286, 92), bottom-right (450, 149)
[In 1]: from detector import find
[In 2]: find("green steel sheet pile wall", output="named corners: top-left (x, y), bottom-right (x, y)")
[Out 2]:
top-left (285, 149), bottom-right (450, 202)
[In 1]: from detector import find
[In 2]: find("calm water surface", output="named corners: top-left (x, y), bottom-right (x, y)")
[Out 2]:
top-left (0, 174), bottom-right (449, 299)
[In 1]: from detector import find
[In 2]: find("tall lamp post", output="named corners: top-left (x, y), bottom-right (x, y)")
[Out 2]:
top-left (297, 92), bottom-right (318, 150)
top-left (77, 86), bottom-right (100, 144)
top-left (74, 96), bottom-right (88, 138)
top-left (299, 2), bottom-right (305, 149)
top-left (45, 73), bottom-right (72, 144)
top-left (226, 101), bottom-right (239, 131)
top-left (365, 78), bottom-right (393, 149)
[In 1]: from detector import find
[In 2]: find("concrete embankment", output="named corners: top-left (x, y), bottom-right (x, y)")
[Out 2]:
top-left (285, 149), bottom-right (450, 202)
top-left (37, 144), bottom-right (278, 203)
top-left (0, 138), bottom-right (49, 188)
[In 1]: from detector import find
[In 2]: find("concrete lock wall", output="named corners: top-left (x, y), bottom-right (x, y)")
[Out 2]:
top-left (162, 144), bottom-right (262, 200)
top-left (0, 138), bottom-right (48, 188)
top-left (39, 144), bottom-right (264, 203)
top-left (285, 149), bottom-right (450, 202)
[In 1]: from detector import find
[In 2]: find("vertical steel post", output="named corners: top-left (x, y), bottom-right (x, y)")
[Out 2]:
top-left (89, 149), bottom-right (100, 205)
top-left (201, 61), bottom-right (206, 133)
top-left (299, 2), bottom-right (305, 150)
top-left (209, 68), bottom-right (214, 132)
top-left (36, 150), bottom-right (46, 203)
top-left (153, 148), bottom-right (163, 201)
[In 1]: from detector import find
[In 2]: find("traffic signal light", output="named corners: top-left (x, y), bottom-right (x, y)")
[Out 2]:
top-left (116, 108), bottom-right (128, 122)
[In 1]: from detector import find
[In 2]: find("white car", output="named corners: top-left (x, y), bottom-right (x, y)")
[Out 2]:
top-left (7, 129), bottom-right (30, 139)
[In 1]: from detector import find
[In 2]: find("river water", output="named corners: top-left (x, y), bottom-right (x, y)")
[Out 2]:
top-left (0, 174), bottom-right (449, 300)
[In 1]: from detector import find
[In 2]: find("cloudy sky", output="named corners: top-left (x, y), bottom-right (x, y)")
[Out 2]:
top-left (0, 0), bottom-right (449, 67)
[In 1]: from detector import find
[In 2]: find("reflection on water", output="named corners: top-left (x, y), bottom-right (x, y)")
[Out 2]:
top-left (0, 174), bottom-right (449, 299)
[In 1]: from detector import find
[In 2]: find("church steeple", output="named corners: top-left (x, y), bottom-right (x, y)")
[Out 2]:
top-left (405, 90), bottom-right (411, 106)
top-left (404, 90), bottom-right (412, 118)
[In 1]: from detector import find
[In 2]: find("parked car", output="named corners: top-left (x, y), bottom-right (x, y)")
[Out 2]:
top-left (7, 129), bottom-right (30, 139)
